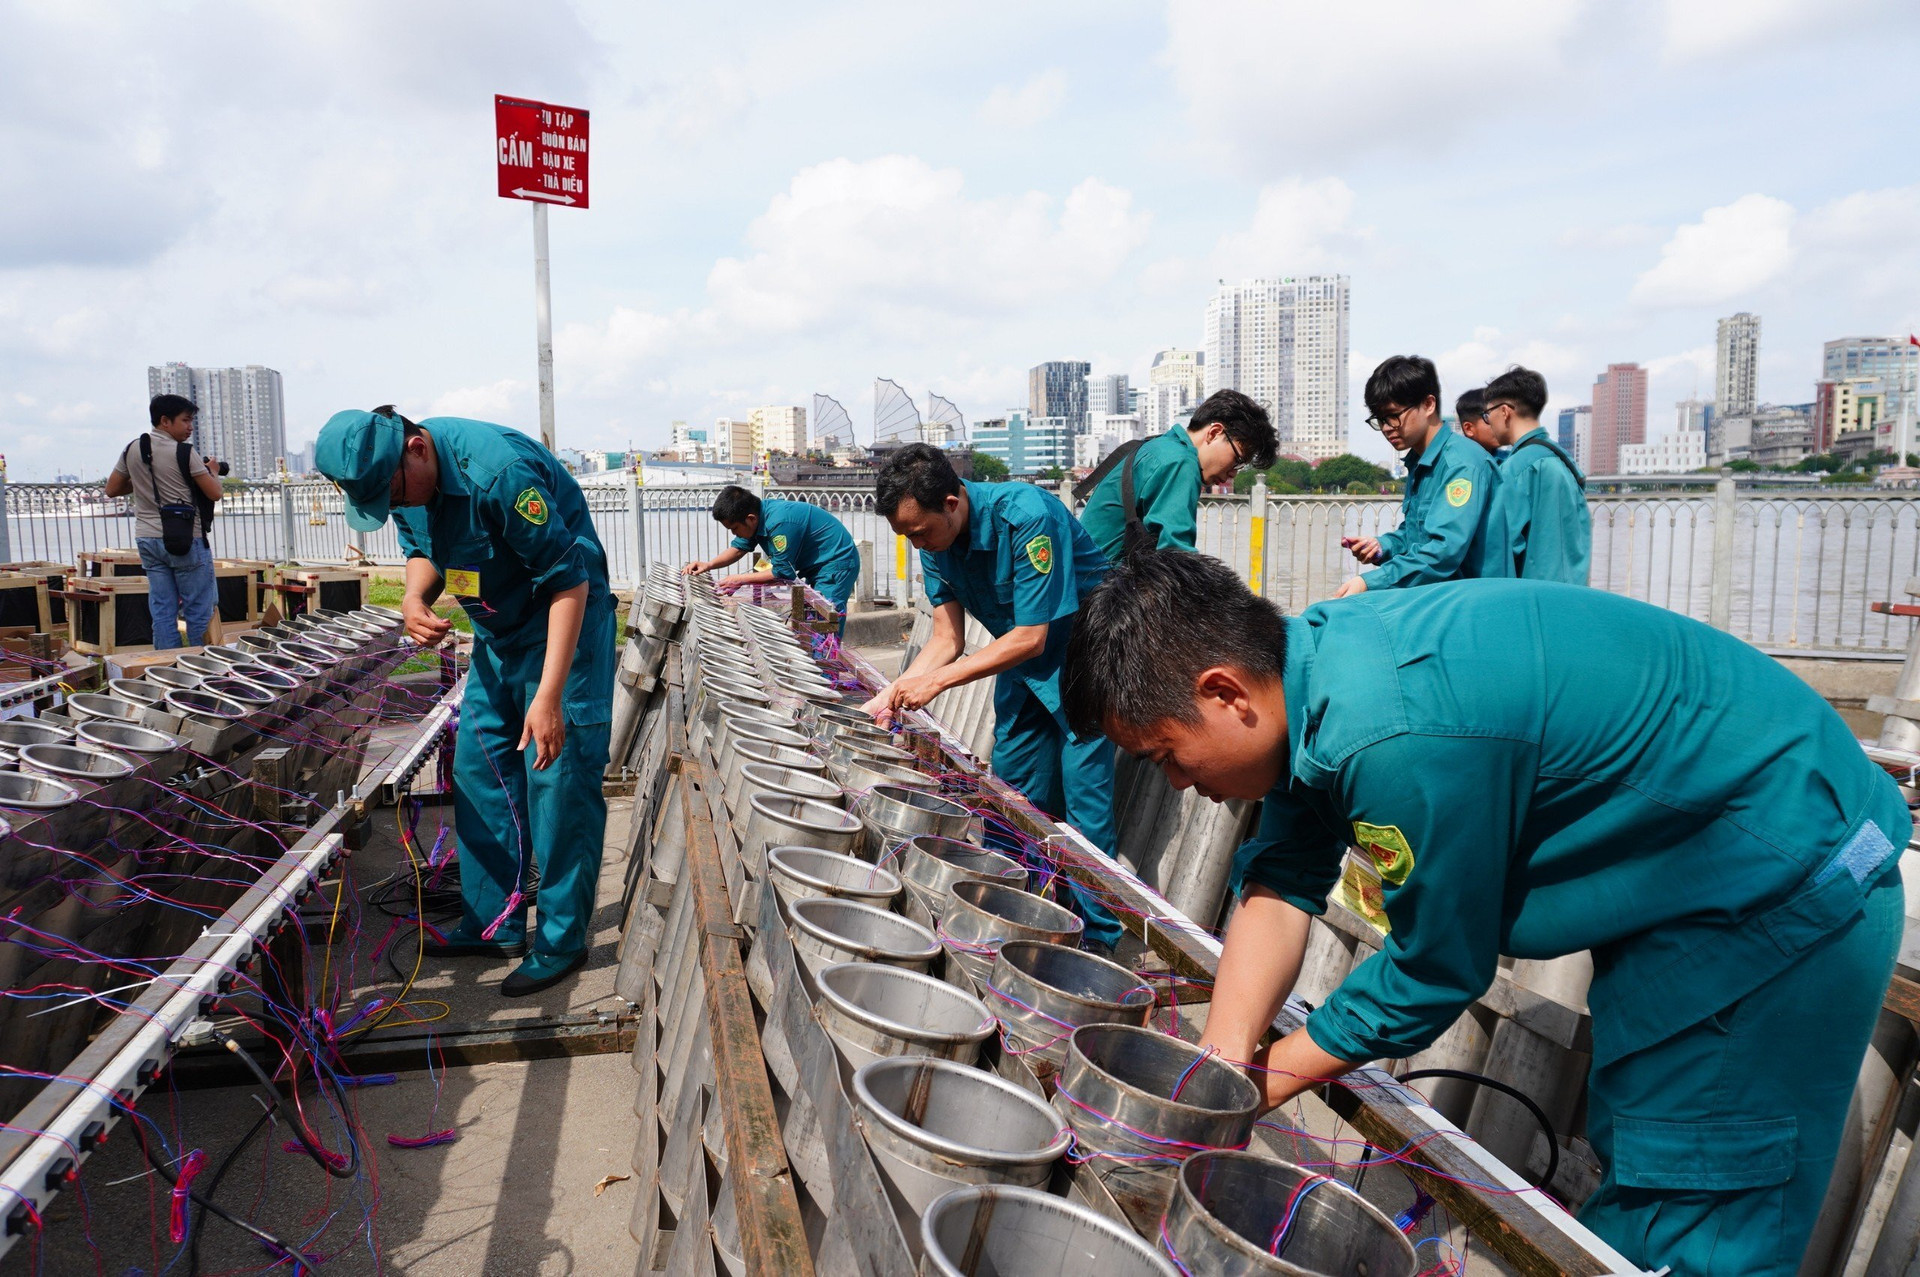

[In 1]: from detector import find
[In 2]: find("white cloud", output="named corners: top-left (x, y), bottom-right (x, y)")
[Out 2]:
top-left (705, 156), bottom-right (1151, 331)
top-left (978, 69), bottom-right (1067, 130)
top-left (1212, 178), bottom-right (1369, 278)
top-left (1631, 194), bottom-right (1795, 307)
top-left (1660, 0), bottom-right (1913, 62)
top-left (428, 379), bottom-right (531, 421)
top-left (1164, 0), bottom-right (1588, 165)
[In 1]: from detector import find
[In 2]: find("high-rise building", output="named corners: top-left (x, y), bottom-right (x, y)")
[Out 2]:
top-left (670, 420), bottom-right (722, 462)
top-left (1715, 314), bottom-right (1760, 418)
top-left (1589, 364), bottom-right (1647, 475)
top-left (750, 405), bottom-right (806, 455)
top-left (1203, 275), bottom-right (1349, 461)
top-left (1086, 373), bottom-right (1130, 421)
top-left (1675, 397), bottom-right (1713, 435)
top-left (1823, 337), bottom-right (1918, 458)
top-left (1029, 362), bottom-right (1091, 434)
top-left (716, 418), bottom-right (754, 465)
top-left (973, 410), bottom-right (1072, 474)
top-left (1555, 405), bottom-right (1591, 470)
top-left (1142, 349), bottom-right (1205, 436)
top-left (146, 363), bottom-right (286, 479)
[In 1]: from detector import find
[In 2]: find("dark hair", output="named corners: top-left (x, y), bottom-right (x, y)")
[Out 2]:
top-left (1482, 366), bottom-right (1549, 418)
top-left (149, 394), bottom-right (196, 426)
top-left (1454, 388), bottom-right (1486, 424)
top-left (1189, 389), bottom-right (1278, 469)
top-left (711, 484), bottom-right (762, 526)
top-left (1364, 355), bottom-right (1440, 418)
top-left (875, 442), bottom-right (962, 518)
top-left (1064, 547), bottom-right (1288, 739)
top-left (372, 404), bottom-right (424, 437)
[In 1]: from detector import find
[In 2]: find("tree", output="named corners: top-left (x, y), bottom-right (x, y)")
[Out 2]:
top-left (1345, 480), bottom-right (1375, 495)
top-left (1312, 454), bottom-right (1389, 491)
top-left (1726, 458), bottom-right (1760, 472)
top-left (1824, 470), bottom-right (1872, 485)
top-left (1037, 465), bottom-right (1066, 482)
top-left (971, 452), bottom-right (1009, 481)
top-left (1795, 453), bottom-right (1841, 474)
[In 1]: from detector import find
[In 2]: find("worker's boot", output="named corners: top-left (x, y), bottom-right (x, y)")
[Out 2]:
top-left (422, 922), bottom-right (527, 959)
top-left (499, 949), bottom-right (586, 997)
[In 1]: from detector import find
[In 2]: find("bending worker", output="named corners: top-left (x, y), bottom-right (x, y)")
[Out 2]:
top-left (316, 407), bottom-right (615, 997)
top-left (1076, 389), bottom-right (1277, 561)
top-left (684, 485), bottom-right (862, 629)
top-left (863, 444), bottom-right (1123, 951)
top-left (1338, 354), bottom-right (1507, 596)
top-left (1063, 548), bottom-right (1904, 1276)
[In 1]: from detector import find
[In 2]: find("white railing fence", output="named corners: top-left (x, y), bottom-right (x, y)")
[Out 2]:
top-left (3, 473), bottom-right (1914, 655)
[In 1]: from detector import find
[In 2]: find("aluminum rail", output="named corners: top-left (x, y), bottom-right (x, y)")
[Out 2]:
top-left (0, 832), bottom-right (343, 1251)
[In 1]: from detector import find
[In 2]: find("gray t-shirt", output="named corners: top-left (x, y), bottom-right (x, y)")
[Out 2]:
top-left (111, 430), bottom-right (211, 538)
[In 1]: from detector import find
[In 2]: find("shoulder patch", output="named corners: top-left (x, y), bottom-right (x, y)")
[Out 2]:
top-left (1024, 534), bottom-right (1053, 574)
top-left (514, 487), bottom-right (550, 525)
top-left (1445, 477), bottom-right (1473, 508)
top-left (1352, 821), bottom-right (1415, 887)
top-left (771, 533), bottom-right (789, 553)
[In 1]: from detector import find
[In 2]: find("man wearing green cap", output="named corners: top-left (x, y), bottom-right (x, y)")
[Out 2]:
top-left (316, 406), bottom-right (615, 996)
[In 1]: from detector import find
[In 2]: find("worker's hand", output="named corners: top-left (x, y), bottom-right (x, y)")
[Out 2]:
top-left (714, 576), bottom-right (744, 596)
top-left (861, 683), bottom-right (901, 727)
top-left (520, 690), bottom-right (566, 770)
top-left (1333, 576), bottom-right (1369, 599)
top-left (888, 671), bottom-right (946, 713)
top-left (683, 560), bottom-right (707, 575)
top-left (401, 596), bottom-right (454, 647)
top-left (1341, 536), bottom-right (1383, 565)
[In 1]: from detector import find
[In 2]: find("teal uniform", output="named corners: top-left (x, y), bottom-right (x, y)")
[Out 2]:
top-left (387, 419), bottom-right (616, 962)
top-left (919, 480), bottom-right (1123, 946)
top-left (731, 498), bottom-right (862, 621)
top-left (1499, 427), bottom-right (1591, 585)
top-left (1366, 424), bottom-right (1510, 589)
top-left (1233, 581), bottom-right (1905, 1275)
top-left (1078, 427), bottom-right (1203, 561)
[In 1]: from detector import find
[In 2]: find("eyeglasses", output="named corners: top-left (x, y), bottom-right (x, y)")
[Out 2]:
top-left (1365, 407), bottom-right (1409, 432)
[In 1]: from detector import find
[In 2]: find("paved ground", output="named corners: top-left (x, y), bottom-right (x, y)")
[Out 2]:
top-left (31, 754), bottom-right (646, 1274)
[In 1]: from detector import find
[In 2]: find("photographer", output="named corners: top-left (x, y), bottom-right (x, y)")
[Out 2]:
top-left (104, 394), bottom-right (226, 648)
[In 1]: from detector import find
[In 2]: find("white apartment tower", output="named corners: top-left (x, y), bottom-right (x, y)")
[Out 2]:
top-left (750, 405), bottom-right (807, 456)
top-left (146, 362), bottom-right (286, 479)
top-left (1203, 276), bottom-right (1349, 461)
top-left (1715, 313), bottom-right (1760, 418)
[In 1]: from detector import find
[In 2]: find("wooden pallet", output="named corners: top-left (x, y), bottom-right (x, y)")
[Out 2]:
top-left (0, 561), bottom-right (69, 627)
top-left (59, 578), bottom-right (155, 654)
top-left (78, 549), bottom-right (146, 579)
top-left (268, 566), bottom-right (369, 619)
top-left (0, 572), bottom-right (53, 633)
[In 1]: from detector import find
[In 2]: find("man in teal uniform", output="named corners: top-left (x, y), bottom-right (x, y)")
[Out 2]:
top-left (1062, 548), bottom-right (1905, 1276)
top-left (863, 444), bottom-right (1123, 948)
top-left (685, 485), bottom-right (863, 629)
top-left (316, 407), bottom-right (616, 996)
top-left (1338, 355), bottom-right (1508, 596)
top-left (1476, 366), bottom-right (1592, 584)
top-left (1077, 389), bottom-right (1277, 561)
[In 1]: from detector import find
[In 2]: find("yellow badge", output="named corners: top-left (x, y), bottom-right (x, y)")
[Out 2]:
top-left (1024, 534), bottom-right (1053, 574)
top-left (1338, 857), bottom-right (1391, 936)
top-left (444, 568), bottom-right (481, 599)
top-left (1445, 477), bottom-right (1472, 508)
top-left (1352, 821), bottom-right (1415, 886)
top-left (514, 487), bottom-right (550, 525)
top-left (772, 533), bottom-right (789, 553)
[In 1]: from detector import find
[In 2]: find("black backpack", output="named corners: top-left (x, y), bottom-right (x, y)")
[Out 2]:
top-left (1071, 439), bottom-right (1157, 557)
top-left (138, 435), bottom-right (216, 552)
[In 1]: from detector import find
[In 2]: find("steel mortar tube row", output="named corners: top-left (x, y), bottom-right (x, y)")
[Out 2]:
top-left (0, 832), bottom-right (345, 1256)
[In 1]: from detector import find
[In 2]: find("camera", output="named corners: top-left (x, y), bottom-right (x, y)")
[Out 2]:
top-left (214, 461), bottom-right (231, 476)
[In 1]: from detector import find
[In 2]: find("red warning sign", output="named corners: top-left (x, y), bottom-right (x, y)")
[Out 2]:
top-left (494, 95), bottom-right (589, 209)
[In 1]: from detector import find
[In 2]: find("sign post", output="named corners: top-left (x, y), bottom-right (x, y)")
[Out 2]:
top-left (494, 94), bottom-right (590, 454)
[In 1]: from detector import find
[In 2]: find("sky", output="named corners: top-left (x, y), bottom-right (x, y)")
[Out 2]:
top-left (4, 0), bottom-right (1920, 479)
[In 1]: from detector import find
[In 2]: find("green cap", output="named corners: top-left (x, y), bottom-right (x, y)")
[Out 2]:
top-left (314, 409), bottom-right (404, 532)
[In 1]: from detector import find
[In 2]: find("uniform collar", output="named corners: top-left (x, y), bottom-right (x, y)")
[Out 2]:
top-left (428, 431), bottom-right (470, 504)
top-left (1406, 422), bottom-right (1455, 473)
top-left (1513, 426), bottom-right (1549, 449)
top-left (1169, 425), bottom-right (1197, 454)
top-left (1278, 614), bottom-right (1316, 785)
top-left (950, 480), bottom-right (988, 555)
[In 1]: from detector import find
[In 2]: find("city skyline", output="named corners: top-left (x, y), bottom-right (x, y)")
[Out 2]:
top-left (3, 4), bottom-right (1919, 479)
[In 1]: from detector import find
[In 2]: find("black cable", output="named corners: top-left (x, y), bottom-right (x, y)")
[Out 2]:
top-left (1396, 1068), bottom-right (1560, 1190)
top-left (130, 1105), bottom-right (308, 1268)
top-left (187, 1105), bottom-right (273, 1277)
top-left (220, 1036), bottom-right (359, 1180)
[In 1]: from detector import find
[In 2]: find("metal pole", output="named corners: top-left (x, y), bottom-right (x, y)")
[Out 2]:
top-left (627, 465), bottom-right (647, 586)
top-left (1707, 467), bottom-right (1737, 630)
top-left (1249, 474), bottom-right (1269, 597)
top-left (278, 480), bottom-right (297, 564)
top-left (0, 469), bottom-right (12, 563)
top-left (533, 202), bottom-right (555, 453)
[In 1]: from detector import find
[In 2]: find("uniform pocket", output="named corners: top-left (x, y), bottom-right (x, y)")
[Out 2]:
top-left (1612, 1115), bottom-right (1796, 1191)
